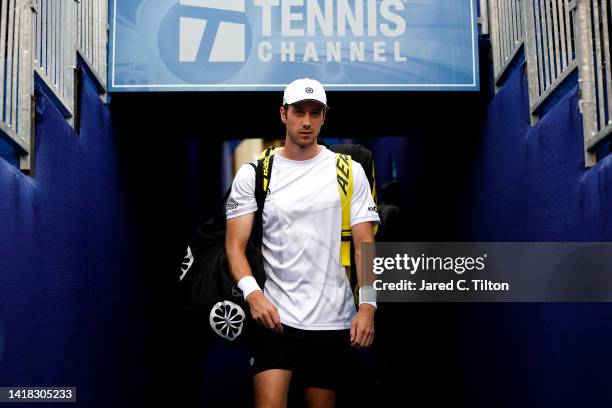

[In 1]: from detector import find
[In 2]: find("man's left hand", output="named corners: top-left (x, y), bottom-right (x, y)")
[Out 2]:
top-left (350, 304), bottom-right (375, 348)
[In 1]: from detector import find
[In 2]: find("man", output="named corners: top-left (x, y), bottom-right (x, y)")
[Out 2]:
top-left (225, 78), bottom-right (379, 408)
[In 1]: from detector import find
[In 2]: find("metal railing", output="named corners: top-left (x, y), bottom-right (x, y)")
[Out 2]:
top-left (76, 0), bottom-right (107, 88)
top-left (0, 0), bottom-right (107, 170)
top-left (490, 0), bottom-right (577, 113)
top-left (486, 0), bottom-right (612, 166)
top-left (480, 0), bottom-right (490, 35)
top-left (577, 0), bottom-right (612, 166)
top-left (0, 0), bottom-right (32, 159)
top-left (32, 0), bottom-right (76, 117)
top-left (490, 0), bottom-right (525, 84)
top-left (523, 0), bottom-right (578, 122)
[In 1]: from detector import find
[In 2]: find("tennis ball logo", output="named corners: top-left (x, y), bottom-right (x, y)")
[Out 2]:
top-left (159, 0), bottom-right (252, 83)
top-left (209, 301), bottom-right (245, 341)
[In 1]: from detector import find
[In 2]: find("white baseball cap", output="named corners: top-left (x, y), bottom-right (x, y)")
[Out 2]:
top-left (282, 78), bottom-right (328, 109)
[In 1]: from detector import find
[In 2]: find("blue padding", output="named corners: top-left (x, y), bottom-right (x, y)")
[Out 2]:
top-left (454, 64), bottom-right (612, 406)
top-left (365, 62), bottom-right (612, 406)
top-left (0, 67), bottom-right (140, 406)
top-left (461, 62), bottom-right (607, 241)
top-left (0, 133), bottom-right (18, 167)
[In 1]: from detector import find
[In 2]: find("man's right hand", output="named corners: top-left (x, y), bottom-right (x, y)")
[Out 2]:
top-left (246, 291), bottom-right (283, 333)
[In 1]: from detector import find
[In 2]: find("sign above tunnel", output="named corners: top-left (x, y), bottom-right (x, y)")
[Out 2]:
top-left (109, 0), bottom-right (479, 92)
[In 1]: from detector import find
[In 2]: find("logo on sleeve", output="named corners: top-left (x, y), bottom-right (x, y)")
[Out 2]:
top-left (226, 201), bottom-right (239, 211)
top-left (368, 206), bottom-right (378, 213)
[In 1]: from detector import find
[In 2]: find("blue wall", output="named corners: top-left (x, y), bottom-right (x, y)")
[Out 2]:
top-left (0, 68), bottom-right (145, 407)
top-left (460, 62), bottom-right (612, 241)
top-left (0, 136), bottom-right (18, 167)
top-left (455, 62), bottom-right (612, 407)
top-left (367, 62), bottom-right (612, 407)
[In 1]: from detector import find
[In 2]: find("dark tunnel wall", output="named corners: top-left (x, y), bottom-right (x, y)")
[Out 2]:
top-left (107, 38), bottom-right (493, 407)
top-left (111, 36), bottom-right (499, 408)
top-left (81, 36), bottom-right (612, 406)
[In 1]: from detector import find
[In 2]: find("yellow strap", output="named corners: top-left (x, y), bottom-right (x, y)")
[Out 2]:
top-left (257, 146), bottom-right (280, 160)
top-left (258, 147), bottom-right (281, 192)
top-left (335, 153), bottom-right (353, 267)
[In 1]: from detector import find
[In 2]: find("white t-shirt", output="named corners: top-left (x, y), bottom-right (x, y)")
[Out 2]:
top-left (226, 146), bottom-right (380, 330)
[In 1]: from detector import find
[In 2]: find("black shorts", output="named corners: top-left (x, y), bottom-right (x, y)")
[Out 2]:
top-left (249, 323), bottom-right (353, 390)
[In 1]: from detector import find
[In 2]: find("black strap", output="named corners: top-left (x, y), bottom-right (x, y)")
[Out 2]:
top-left (222, 151), bottom-right (274, 246)
top-left (220, 162), bottom-right (257, 212)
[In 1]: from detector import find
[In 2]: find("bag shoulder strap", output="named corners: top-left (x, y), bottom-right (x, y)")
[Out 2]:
top-left (327, 143), bottom-right (378, 237)
top-left (255, 146), bottom-right (279, 210)
top-left (244, 147), bottom-right (277, 246)
top-left (335, 152), bottom-right (353, 267)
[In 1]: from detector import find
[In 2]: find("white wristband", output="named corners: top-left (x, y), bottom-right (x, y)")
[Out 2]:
top-left (359, 285), bottom-right (377, 310)
top-left (237, 276), bottom-right (262, 301)
top-left (360, 301), bottom-right (377, 310)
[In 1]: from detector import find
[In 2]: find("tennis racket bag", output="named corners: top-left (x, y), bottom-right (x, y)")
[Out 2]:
top-left (178, 148), bottom-right (276, 343)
